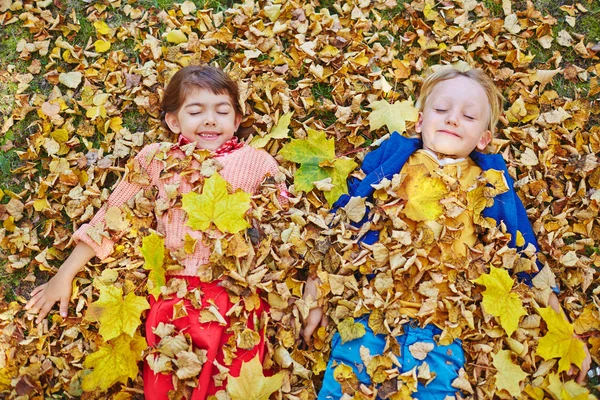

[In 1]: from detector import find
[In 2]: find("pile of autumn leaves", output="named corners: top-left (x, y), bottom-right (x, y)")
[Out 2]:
top-left (1, 0), bottom-right (599, 398)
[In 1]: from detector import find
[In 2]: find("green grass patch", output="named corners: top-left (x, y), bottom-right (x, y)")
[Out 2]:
top-left (483, 0), bottom-right (504, 17)
top-left (311, 82), bottom-right (333, 102)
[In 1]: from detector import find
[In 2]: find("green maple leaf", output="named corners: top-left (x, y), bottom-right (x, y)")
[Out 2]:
top-left (473, 266), bottom-right (526, 337)
top-left (141, 233), bottom-right (166, 298)
top-left (85, 285), bottom-right (150, 341)
top-left (536, 307), bottom-right (586, 373)
top-left (182, 172), bottom-right (251, 233)
top-left (278, 129), bottom-right (357, 205)
top-left (82, 332), bottom-right (147, 392)
top-left (367, 98), bottom-right (418, 134)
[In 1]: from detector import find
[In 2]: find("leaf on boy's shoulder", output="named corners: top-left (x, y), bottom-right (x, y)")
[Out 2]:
top-left (338, 317), bottom-right (367, 344)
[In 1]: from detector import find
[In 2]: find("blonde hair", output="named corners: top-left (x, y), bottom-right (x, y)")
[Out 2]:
top-left (416, 67), bottom-right (504, 139)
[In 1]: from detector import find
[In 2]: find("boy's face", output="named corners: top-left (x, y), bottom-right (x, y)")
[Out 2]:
top-left (416, 76), bottom-right (492, 158)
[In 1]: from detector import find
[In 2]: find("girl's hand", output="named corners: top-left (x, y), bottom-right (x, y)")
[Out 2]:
top-left (25, 271), bottom-right (73, 324)
top-left (24, 242), bottom-right (96, 324)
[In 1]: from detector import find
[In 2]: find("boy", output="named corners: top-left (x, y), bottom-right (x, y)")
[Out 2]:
top-left (303, 67), bottom-right (590, 399)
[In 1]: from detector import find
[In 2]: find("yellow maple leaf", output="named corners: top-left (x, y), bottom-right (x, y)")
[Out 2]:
top-left (367, 98), bottom-right (418, 134)
top-left (82, 332), bottom-right (147, 392)
top-left (338, 317), bottom-right (366, 344)
top-left (226, 355), bottom-right (283, 400)
top-left (250, 111), bottom-right (292, 148)
top-left (182, 172), bottom-right (251, 233)
top-left (85, 285), bottom-right (150, 341)
top-left (536, 307), bottom-right (586, 373)
top-left (397, 163), bottom-right (448, 222)
top-left (545, 372), bottom-right (592, 400)
top-left (166, 29), bottom-right (187, 44)
top-left (141, 233), bottom-right (166, 298)
top-left (473, 266), bottom-right (526, 336)
top-left (492, 350), bottom-right (528, 397)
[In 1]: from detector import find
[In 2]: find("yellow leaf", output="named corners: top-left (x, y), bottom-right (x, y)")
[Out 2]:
top-left (473, 266), bottom-right (526, 336)
top-left (166, 29), bottom-right (188, 44)
top-left (227, 355), bottom-right (283, 400)
top-left (263, 4), bottom-right (281, 22)
top-left (367, 98), bottom-right (418, 134)
top-left (141, 233), bottom-right (166, 298)
top-left (545, 372), bottom-right (592, 400)
top-left (182, 172), bottom-right (251, 233)
top-left (85, 285), bottom-right (150, 341)
top-left (250, 111), bottom-right (293, 148)
top-left (337, 318), bottom-right (366, 344)
top-left (94, 39), bottom-right (111, 53)
top-left (82, 333), bottom-right (147, 392)
top-left (515, 230), bottom-right (525, 247)
top-left (58, 71), bottom-right (82, 89)
top-left (536, 307), bottom-right (586, 373)
top-left (492, 350), bottom-right (528, 397)
top-left (108, 116), bottom-right (123, 132)
top-left (397, 163), bottom-right (448, 222)
top-left (93, 20), bottom-right (111, 35)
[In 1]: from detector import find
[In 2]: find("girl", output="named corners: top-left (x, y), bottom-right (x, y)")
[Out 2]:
top-left (25, 65), bottom-right (288, 399)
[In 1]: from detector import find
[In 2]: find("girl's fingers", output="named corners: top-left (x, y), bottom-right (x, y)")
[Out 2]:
top-left (25, 285), bottom-right (46, 309)
top-left (59, 296), bottom-right (69, 318)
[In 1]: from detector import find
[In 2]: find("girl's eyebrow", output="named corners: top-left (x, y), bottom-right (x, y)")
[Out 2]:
top-left (184, 101), bottom-right (232, 108)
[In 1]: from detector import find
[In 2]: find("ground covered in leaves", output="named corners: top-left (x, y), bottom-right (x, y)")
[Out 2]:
top-left (1, 0), bottom-right (600, 399)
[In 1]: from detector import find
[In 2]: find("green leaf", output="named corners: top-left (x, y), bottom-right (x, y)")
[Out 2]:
top-left (279, 129), bottom-right (357, 205)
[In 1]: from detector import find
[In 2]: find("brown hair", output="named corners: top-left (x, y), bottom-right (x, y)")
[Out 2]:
top-left (160, 65), bottom-right (242, 133)
top-left (416, 67), bottom-right (504, 139)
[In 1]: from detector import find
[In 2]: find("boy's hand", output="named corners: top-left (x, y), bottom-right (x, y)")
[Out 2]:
top-left (302, 306), bottom-right (328, 343)
top-left (25, 271), bottom-right (73, 324)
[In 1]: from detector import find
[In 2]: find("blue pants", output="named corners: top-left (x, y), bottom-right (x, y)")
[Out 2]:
top-left (318, 319), bottom-right (465, 400)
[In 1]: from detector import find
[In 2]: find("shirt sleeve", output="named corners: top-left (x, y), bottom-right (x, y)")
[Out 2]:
top-left (72, 144), bottom-right (161, 260)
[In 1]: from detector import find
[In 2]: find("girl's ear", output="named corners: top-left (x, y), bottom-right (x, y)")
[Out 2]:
top-left (415, 112), bottom-right (423, 133)
top-left (476, 129), bottom-right (492, 151)
top-left (164, 112), bottom-right (181, 134)
top-left (234, 113), bottom-right (242, 131)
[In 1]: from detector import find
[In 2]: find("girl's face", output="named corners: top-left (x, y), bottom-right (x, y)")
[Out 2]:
top-left (165, 88), bottom-right (241, 151)
top-left (416, 76), bottom-right (492, 158)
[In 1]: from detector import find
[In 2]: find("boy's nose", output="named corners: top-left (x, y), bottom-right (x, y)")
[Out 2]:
top-left (445, 112), bottom-right (459, 126)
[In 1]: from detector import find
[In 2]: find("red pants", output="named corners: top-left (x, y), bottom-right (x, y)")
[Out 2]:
top-left (143, 277), bottom-right (267, 400)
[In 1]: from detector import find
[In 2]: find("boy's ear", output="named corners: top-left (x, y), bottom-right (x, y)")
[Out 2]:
top-left (164, 112), bottom-right (181, 134)
top-left (415, 112), bottom-right (423, 133)
top-left (476, 129), bottom-right (492, 151)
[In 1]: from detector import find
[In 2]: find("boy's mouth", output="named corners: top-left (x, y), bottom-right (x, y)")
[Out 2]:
top-left (438, 129), bottom-right (460, 138)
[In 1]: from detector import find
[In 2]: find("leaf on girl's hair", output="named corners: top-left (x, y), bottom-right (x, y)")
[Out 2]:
top-left (492, 350), bottom-right (528, 397)
top-left (82, 333), bottom-right (147, 392)
top-left (279, 129), bottom-right (357, 205)
top-left (85, 285), bottom-right (150, 341)
top-left (227, 355), bottom-right (283, 400)
top-left (141, 233), bottom-right (166, 298)
top-left (182, 172), bottom-right (251, 233)
top-left (367, 98), bottom-right (418, 134)
top-left (337, 318), bottom-right (366, 344)
top-left (473, 266), bottom-right (526, 337)
top-left (536, 307), bottom-right (586, 373)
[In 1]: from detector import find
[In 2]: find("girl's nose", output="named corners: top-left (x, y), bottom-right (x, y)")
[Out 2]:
top-left (204, 112), bottom-right (216, 125)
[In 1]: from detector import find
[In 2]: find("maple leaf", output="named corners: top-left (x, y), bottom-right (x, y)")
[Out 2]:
top-left (367, 98), bottom-right (418, 134)
top-left (82, 332), bottom-right (147, 392)
top-left (278, 128), bottom-right (357, 205)
top-left (545, 372), bottom-right (592, 400)
top-left (473, 266), bottom-right (526, 337)
top-left (337, 318), bottom-right (366, 344)
top-left (141, 233), bottom-right (166, 298)
top-left (396, 163), bottom-right (448, 222)
top-left (536, 307), bottom-right (586, 373)
top-left (182, 172), bottom-right (251, 233)
top-left (492, 350), bottom-right (528, 397)
top-left (226, 355), bottom-right (284, 400)
top-left (85, 285), bottom-right (150, 341)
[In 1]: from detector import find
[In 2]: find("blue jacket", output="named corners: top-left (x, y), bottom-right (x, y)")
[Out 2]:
top-left (334, 133), bottom-right (542, 286)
